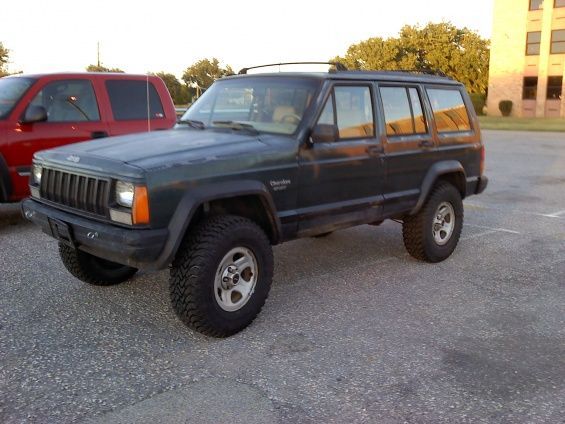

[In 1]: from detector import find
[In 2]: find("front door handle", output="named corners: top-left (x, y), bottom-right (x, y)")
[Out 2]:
top-left (91, 131), bottom-right (108, 139)
top-left (418, 140), bottom-right (434, 148)
top-left (367, 145), bottom-right (384, 156)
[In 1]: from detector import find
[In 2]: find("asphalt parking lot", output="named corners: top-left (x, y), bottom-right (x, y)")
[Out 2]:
top-left (1, 130), bottom-right (564, 423)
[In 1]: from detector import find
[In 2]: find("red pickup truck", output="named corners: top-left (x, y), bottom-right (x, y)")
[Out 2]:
top-left (0, 73), bottom-right (176, 202)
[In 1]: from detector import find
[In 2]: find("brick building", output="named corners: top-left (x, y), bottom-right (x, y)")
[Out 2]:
top-left (487, 0), bottom-right (565, 117)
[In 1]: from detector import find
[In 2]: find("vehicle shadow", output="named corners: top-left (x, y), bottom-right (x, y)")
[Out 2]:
top-left (0, 202), bottom-right (26, 230)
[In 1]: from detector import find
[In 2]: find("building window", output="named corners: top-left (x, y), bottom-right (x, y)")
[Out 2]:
top-left (523, 77), bottom-right (539, 100)
top-left (526, 32), bottom-right (542, 55)
top-left (547, 76), bottom-right (563, 99)
top-left (551, 30), bottom-right (565, 54)
top-left (530, 0), bottom-right (543, 9)
top-left (555, 0), bottom-right (565, 7)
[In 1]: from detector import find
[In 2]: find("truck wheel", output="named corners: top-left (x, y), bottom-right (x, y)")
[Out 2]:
top-left (402, 182), bottom-right (463, 263)
top-left (59, 243), bottom-right (138, 286)
top-left (170, 215), bottom-right (274, 337)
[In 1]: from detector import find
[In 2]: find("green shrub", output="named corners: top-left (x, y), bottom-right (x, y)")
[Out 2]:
top-left (470, 93), bottom-right (487, 116)
top-left (499, 100), bottom-right (513, 117)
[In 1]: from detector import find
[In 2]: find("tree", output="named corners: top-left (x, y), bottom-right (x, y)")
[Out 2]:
top-left (153, 72), bottom-right (192, 105)
top-left (1, 42), bottom-right (10, 77)
top-left (182, 58), bottom-right (234, 94)
top-left (333, 22), bottom-right (490, 94)
top-left (86, 64), bottom-right (124, 73)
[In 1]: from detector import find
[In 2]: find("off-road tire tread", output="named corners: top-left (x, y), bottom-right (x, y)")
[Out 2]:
top-left (170, 215), bottom-right (273, 337)
top-left (402, 182), bottom-right (463, 263)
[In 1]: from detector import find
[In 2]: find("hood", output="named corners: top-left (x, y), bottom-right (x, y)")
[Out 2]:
top-left (35, 128), bottom-right (279, 173)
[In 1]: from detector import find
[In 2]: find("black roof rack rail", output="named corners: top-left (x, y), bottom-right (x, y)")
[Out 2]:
top-left (392, 69), bottom-right (450, 78)
top-left (238, 62), bottom-right (348, 75)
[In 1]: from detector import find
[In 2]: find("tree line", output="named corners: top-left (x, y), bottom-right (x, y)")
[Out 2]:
top-left (1, 22), bottom-right (490, 104)
top-left (0, 42), bottom-right (9, 77)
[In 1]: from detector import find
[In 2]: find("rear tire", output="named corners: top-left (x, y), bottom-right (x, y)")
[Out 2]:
top-left (170, 215), bottom-right (274, 337)
top-left (402, 182), bottom-right (463, 263)
top-left (59, 243), bottom-right (138, 286)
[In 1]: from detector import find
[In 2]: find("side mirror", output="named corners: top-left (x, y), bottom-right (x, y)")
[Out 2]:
top-left (309, 124), bottom-right (338, 144)
top-left (21, 105), bottom-right (48, 124)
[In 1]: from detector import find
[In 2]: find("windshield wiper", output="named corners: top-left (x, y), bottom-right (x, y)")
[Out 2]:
top-left (177, 119), bottom-right (206, 129)
top-left (212, 120), bottom-right (258, 134)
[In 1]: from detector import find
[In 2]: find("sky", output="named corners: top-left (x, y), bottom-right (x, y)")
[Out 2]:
top-left (2, 0), bottom-right (494, 78)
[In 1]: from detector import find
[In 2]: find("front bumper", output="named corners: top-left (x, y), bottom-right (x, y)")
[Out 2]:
top-left (21, 199), bottom-right (168, 270)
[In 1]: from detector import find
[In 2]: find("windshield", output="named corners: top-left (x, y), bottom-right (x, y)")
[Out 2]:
top-left (181, 77), bottom-right (320, 135)
top-left (0, 77), bottom-right (35, 119)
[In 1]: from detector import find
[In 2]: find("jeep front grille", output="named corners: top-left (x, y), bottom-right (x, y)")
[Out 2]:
top-left (40, 168), bottom-right (110, 216)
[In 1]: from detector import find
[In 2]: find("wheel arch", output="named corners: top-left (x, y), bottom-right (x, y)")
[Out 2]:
top-left (410, 161), bottom-right (466, 216)
top-left (154, 180), bottom-right (281, 269)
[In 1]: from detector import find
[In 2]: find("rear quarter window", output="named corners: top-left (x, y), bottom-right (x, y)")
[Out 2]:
top-left (426, 88), bottom-right (471, 133)
top-left (105, 80), bottom-right (165, 121)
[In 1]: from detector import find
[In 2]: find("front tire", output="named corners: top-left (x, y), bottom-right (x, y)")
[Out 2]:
top-left (59, 244), bottom-right (138, 286)
top-left (169, 215), bottom-right (274, 337)
top-left (402, 182), bottom-right (463, 263)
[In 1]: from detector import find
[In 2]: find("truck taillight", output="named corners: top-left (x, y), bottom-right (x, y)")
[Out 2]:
top-left (480, 145), bottom-right (485, 176)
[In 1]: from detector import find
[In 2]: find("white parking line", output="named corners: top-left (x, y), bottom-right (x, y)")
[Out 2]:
top-left (465, 202), bottom-right (565, 220)
top-left (461, 230), bottom-right (499, 241)
top-left (465, 223), bottom-right (521, 234)
top-left (541, 210), bottom-right (565, 218)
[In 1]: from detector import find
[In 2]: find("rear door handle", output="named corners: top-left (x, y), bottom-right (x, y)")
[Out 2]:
top-left (418, 140), bottom-right (434, 148)
top-left (91, 131), bottom-right (108, 139)
top-left (367, 145), bottom-right (384, 156)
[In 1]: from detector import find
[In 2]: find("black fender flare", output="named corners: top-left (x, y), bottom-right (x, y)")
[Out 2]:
top-left (0, 154), bottom-right (12, 202)
top-left (153, 180), bottom-right (281, 269)
top-left (410, 161), bottom-right (466, 215)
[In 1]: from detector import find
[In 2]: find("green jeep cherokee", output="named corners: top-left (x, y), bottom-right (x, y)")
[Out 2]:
top-left (22, 63), bottom-right (488, 337)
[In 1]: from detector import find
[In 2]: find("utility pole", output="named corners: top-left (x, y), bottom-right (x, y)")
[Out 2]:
top-left (97, 42), bottom-right (100, 67)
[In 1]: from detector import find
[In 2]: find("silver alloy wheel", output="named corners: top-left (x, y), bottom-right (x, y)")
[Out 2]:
top-left (432, 201), bottom-right (455, 246)
top-left (214, 247), bottom-right (258, 312)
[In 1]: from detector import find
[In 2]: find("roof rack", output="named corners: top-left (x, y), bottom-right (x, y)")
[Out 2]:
top-left (238, 62), bottom-right (348, 75)
top-left (392, 69), bottom-right (450, 78)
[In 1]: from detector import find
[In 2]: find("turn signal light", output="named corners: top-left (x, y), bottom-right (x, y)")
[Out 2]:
top-left (132, 186), bottom-right (150, 225)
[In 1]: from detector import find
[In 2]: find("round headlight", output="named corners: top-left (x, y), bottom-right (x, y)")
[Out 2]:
top-left (32, 165), bottom-right (42, 185)
top-left (115, 181), bottom-right (134, 208)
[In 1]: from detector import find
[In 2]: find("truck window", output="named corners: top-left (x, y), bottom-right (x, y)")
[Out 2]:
top-left (426, 88), bottom-right (471, 133)
top-left (29, 80), bottom-right (100, 122)
top-left (105, 80), bottom-right (165, 121)
top-left (335, 86), bottom-right (374, 139)
top-left (0, 77), bottom-right (35, 119)
top-left (183, 77), bottom-right (318, 135)
top-left (317, 86), bottom-right (374, 139)
top-left (380, 86), bottom-right (428, 136)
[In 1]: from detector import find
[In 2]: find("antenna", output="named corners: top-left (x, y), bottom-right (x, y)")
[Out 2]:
top-left (146, 73), bottom-right (151, 132)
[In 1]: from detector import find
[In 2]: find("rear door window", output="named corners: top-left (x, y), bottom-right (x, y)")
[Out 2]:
top-left (426, 88), bottom-right (471, 133)
top-left (105, 80), bottom-right (165, 121)
top-left (29, 79), bottom-right (100, 122)
top-left (380, 86), bottom-right (428, 136)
